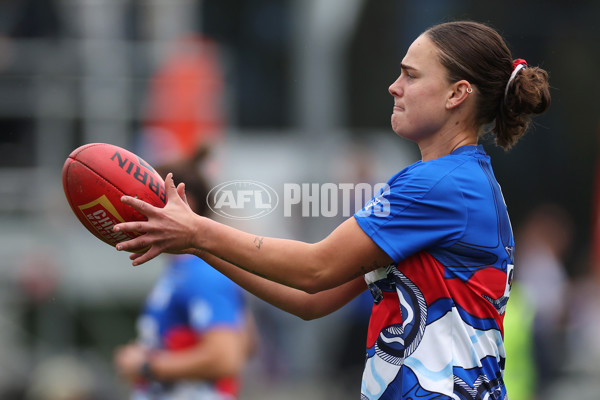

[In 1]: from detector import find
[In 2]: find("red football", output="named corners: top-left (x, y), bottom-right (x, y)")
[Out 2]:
top-left (62, 143), bottom-right (166, 249)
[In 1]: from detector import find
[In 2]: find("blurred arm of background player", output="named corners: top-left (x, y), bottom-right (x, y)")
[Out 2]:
top-left (113, 313), bottom-right (257, 383)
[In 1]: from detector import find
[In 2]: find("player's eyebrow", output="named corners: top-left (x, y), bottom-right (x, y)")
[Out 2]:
top-left (400, 62), bottom-right (416, 71)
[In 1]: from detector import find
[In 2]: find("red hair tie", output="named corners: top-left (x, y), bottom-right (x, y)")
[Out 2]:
top-left (505, 59), bottom-right (528, 99)
top-left (512, 58), bottom-right (528, 70)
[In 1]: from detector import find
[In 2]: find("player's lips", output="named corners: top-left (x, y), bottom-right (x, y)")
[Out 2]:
top-left (393, 104), bottom-right (405, 112)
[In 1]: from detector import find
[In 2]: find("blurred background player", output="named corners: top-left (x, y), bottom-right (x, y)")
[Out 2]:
top-left (113, 149), bottom-right (257, 400)
top-left (512, 203), bottom-right (573, 399)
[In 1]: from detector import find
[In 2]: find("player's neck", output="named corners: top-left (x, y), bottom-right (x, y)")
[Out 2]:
top-left (418, 131), bottom-right (478, 161)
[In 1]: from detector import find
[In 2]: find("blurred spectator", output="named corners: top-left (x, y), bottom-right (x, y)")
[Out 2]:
top-left (503, 281), bottom-right (536, 400)
top-left (25, 354), bottom-right (95, 400)
top-left (113, 151), bottom-right (257, 399)
top-left (138, 35), bottom-right (225, 167)
top-left (514, 203), bottom-right (573, 398)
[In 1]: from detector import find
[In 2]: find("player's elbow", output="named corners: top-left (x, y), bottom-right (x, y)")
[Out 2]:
top-left (298, 313), bottom-right (317, 321)
top-left (215, 352), bottom-right (246, 377)
top-left (201, 345), bottom-right (246, 379)
top-left (302, 281), bottom-right (330, 295)
top-left (295, 272), bottom-right (328, 295)
top-left (294, 303), bottom-right (325, 321)
top-left (296, 255), bottom-right (337, 295)
top-left (192, 330), bottom-right (249, 379)
top-left (297, 240), bottom-right (349, 295)
top-left (301, 266), bottom-right (340, 295)
top-left (297, 309), bottom-right (326, 321)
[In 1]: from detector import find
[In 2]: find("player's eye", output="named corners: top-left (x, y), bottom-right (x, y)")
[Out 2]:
top-left (400, 68), bottom-right (415, 80)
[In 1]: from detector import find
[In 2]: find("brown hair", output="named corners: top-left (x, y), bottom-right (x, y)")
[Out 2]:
top-left (155, 147), bottom-right (212, 216)
top-left (425, 21), bottom-right (551, 149)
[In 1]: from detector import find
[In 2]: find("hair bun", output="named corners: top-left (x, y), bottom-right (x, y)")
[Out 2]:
top-left (496, 66), bottom-right (551, 148)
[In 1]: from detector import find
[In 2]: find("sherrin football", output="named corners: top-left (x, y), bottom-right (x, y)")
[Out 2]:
top-left (62, 143), bottom-right (166, 249)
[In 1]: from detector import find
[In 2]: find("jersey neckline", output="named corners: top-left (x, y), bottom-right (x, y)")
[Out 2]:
top-left (450, 144), bottom-right (485, 156)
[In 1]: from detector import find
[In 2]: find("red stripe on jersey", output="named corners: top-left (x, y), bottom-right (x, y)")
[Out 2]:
top-left (366, 290), bottom-right (405, 347)
top-left (365, 251), bottom-right (507, 348)
top-left (443, 269), bottom-right (506, 334)
top-left (404, 252), bottom-right (505, 323)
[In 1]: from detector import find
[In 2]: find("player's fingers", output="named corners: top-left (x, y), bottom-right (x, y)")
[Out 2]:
top-left (115, 235), bottom-right (147, 252)
top-left (130, 246), bottom-right (161, 266)
top-left (164, 173), bottom-right (179, 202)
top-left (113, 220), bottom-right (148, 235)
top-left (120, 195), bottom-right (158, 216)
top-left (129, 252), bottom-right (145, 261)
top-left (176, 182), bottom-right (188, 205)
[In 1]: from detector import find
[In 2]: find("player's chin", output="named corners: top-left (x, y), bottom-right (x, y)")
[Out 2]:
top-left (390, 117), bottom-right (404, 136)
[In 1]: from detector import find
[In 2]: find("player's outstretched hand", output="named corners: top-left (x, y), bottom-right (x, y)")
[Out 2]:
top-left (113, 173), bottom-right (201, 266)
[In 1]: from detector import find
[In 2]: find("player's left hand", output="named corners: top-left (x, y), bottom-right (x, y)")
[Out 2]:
top-left (113, 343), bottom-right (148, 382)
top-left (114, 173), bottom-right (203, 266)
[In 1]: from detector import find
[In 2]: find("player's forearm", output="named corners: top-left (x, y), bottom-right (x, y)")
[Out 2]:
top-left (194, 249), bottom-right (367, 320)
top-left (194, 217), bottom-right (341, 294)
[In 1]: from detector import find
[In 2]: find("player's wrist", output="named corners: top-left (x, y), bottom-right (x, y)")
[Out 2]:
top-left (139, 355), bottom-right (157, 381)
top-left (192, 215), bottom-right (211, 250)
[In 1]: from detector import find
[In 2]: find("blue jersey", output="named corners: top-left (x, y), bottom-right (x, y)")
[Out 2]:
top-left (135, 254), bottom-right (246, 400)
top-left (355, 145), bottom-right (514, 400)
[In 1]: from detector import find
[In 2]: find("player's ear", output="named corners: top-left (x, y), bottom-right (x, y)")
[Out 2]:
top-left (447, 80), bottom-right (472, 109)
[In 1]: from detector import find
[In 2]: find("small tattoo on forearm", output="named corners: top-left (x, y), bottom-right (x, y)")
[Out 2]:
top-left (253, 236), bottom-right (264, 249)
